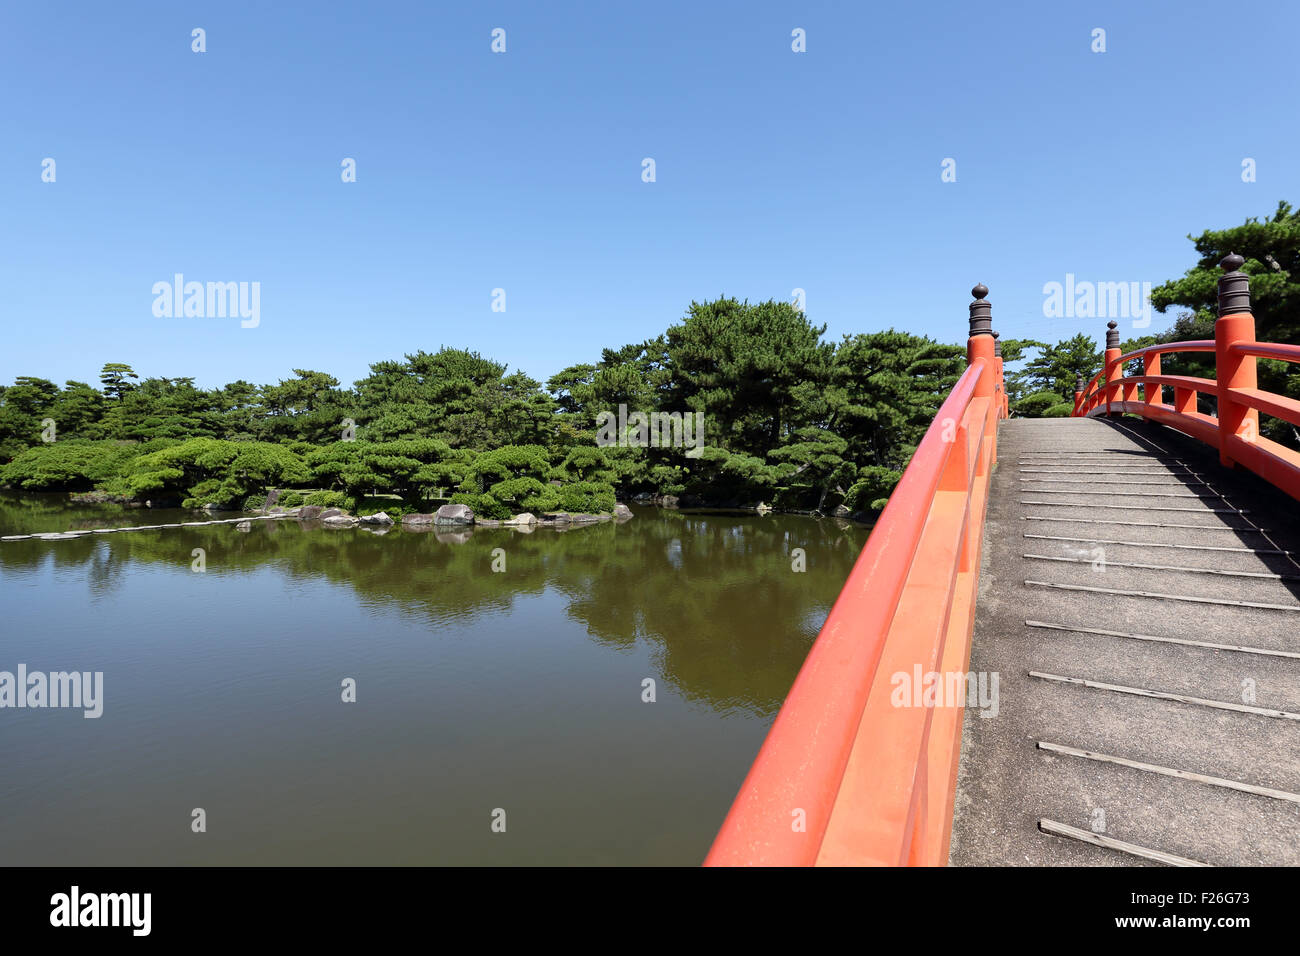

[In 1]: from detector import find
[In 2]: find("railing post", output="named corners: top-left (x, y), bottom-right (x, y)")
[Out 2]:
top-left (993, 331), bottom-right (1007, 419)
top-left (1215, 253), bottom-right (1258, 468)
top-left (1073, 373), bottom-right (1084, 415)
top-left (968, 283), bottom-right (996, 464)
top-left (1143, 351), bottom-right (1161, 406)
top-left (1103, 320), bottom-right (1121, 414)
top-left (968, 284), bottom-right (994, 391)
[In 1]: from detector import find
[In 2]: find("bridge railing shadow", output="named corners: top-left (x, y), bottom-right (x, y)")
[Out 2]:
top-left (1076, 254), bottom-right (1300, 545)
top-left (1092, 416), bottom-right (1300, 604)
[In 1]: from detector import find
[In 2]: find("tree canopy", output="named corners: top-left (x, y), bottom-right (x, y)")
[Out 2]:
top-left (15, 241), bottom-right (1290, 517)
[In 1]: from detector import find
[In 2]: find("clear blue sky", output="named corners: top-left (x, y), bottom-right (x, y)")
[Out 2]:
top-left (3, 0), bottom-right (1297, 391)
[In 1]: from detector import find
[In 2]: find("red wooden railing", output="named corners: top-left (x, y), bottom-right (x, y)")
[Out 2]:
top-left (1075, 254), bottom-right (1300, 502)
top-left (705, 284), bottom-right (1006, 867)
top-left (707, 257), bottom-right (1296, 868)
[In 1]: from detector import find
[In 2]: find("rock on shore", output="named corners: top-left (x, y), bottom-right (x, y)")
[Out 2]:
top-left (434, 504), bottom-right (474, 525)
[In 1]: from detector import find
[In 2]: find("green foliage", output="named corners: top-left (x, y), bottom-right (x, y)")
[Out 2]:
top-left (843, 466), bottom-right (902, 512)
top-left (449, 491), bottom-right (513, 520)
top-left (120, 438), bottom-right (308, 508)
top-left (664, 298), bottom-right (833, 457)
top-left (1149, 200), bottom-right (1300, 446)
top-left (304, 490), bottom-right (349, 508)
top-left (259, 369), bottom-right (354, 444)
top-left (820, 331), bottom-right (965, 470)
top-left (768, 426), bottom-right (854, 510)
top-left (306, 439), bottom-right (459, 505)
top-left (465, 445), bottom-right (551, 485)
top-left (0, 293), bottom-right (1055, 514)
top-left (1151, 200), bottom-right (1300, 345)
top-left (99, 363), bottom-right (138, 401)
top-left (1006, 335), bottom-right (1100, 414)
top-left (8, 209), bottom-right (1299, 509)
top-left (681, 446), bottom-right (780, 505)
top-left (1014, 390), bottom-right (1070, 418)
top-left (352, 496), bottom-right (414, 517)
top-left (487, 476), bottom-right (561, 513)
top-left (353, 348), bottom-right (555, 448)
top-left (555, 482), bottom-right (617, 514)
top-left (554, 445), bottom-right (615, 483)
top-left (0, 441), bottom-right (137, 491)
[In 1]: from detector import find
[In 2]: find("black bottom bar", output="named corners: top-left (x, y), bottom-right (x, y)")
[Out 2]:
top-left (0, 865), bottom-right (1279, 941)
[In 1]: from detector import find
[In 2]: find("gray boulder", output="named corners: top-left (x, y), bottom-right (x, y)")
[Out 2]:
top-left (434, 503), bottom-right (474, 525)
top-left (614, 503), bottom-right (633, 519)
top-left (401, 513), bottom-right (436, 526)
top-left (504, 513), bottom-right (536, 526)
top-left (322, 515), bottom-right (358, 528)
top-left (359, 511), bottom-right (394, 525)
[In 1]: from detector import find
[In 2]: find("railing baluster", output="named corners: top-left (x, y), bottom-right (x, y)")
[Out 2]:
top-left (1143, 351), bottom-right (1161, 406)
top-left (1103, 321), bottom-right (1121, 413)
top-left (1215, 253), bottom-right (1260, 467)
top-left (1072, 254), bottom-right (1300, 502)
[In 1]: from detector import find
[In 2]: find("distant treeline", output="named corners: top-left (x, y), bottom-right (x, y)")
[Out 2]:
top-left (0, 296), bottom-right (1126, 516)
top-left (5, 205), bottom-right (1299, 514)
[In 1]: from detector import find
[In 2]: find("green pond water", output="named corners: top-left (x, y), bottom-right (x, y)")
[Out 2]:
top-left (0, 492), bottom-right (868, 865)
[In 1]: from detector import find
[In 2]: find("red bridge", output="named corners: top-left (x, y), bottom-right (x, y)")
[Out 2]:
top-left (707, 256), bottom-right (1300, 866)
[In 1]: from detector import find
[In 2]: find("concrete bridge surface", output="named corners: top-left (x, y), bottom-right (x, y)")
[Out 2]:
top-left (952, 416), bottom-right (1300, 866)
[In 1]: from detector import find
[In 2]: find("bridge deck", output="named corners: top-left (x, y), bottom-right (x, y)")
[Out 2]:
top-left (952, 416), bottom-right (1300, 866)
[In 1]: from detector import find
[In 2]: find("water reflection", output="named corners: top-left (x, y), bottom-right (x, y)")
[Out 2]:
top-left (0, 494), bottom-right (867, 718)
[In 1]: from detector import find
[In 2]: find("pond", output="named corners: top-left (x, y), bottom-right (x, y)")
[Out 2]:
top-left (0, 493), bottom-right (869, 865)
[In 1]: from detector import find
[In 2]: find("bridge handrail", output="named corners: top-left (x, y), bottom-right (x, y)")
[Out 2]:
top-left (1073, 254), bottom-right (1300, 501)
top-left (1113, 340), bottom-right (1217, 363)
top-left (706, 284), bottom-right (1004, 866)
top-left (1076, 340), bottom-right (1216, 406)
top-left (1229, 341), bottom-right (1300, 363)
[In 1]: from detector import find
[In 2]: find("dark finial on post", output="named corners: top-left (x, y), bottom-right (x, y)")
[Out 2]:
top-left (992, 331), bottom-right (1002, 358)
top-left (1217, 252), bottom-right (1252, 316)
top-left (1075, 372), bottom-right (1084, 392)
top-left (969, 283), bottom-right (992, 336)
top-left (1105, 320), bottom-right (1119, 350)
